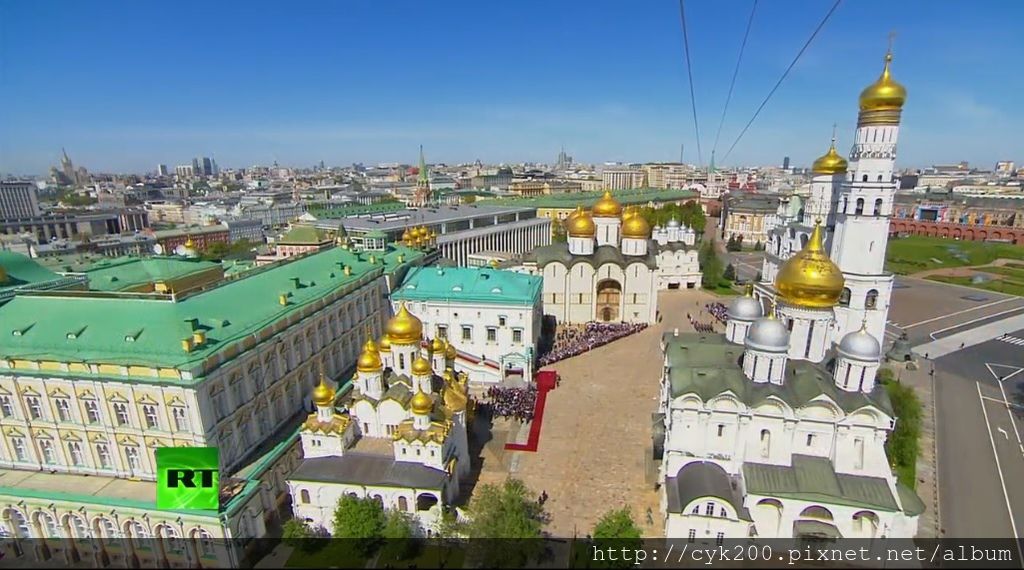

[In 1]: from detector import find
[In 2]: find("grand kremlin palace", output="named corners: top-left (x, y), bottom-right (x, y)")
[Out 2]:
top-left (0, 239), bottom-right (429, 567)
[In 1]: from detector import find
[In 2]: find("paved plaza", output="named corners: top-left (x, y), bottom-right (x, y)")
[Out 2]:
top-left (472, 289), bottom-right (720, 537)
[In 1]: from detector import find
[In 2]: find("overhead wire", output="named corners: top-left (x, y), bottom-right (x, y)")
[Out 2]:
top-left (678, 0), bottom-right (703, 167)
top-left (710, 0), bottom-right (758, 158)
top-left (721, 0), bottom-right (843, 162)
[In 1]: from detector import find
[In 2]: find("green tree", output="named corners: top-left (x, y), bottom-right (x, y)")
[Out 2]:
top-left (332, 495), bottom-right (386, 556)
top-left (592, 507), bottom-right (642, 539)
top-left (379, 509), bottom-right (419, 563)
top-left (463, 194), bottom-right (477, 204)
top-left (281, 518), bottom-right (327, 553)
top-left (464, 478), bottom-right (546, 567)
top-left (723, 263), bottom-right (736, 282)
top-left (552, 219), bottom-right (568, 243)
top-left (884, 378), bottom-right (922, 488)
top-left (700, 240), bottom-right (724, 289)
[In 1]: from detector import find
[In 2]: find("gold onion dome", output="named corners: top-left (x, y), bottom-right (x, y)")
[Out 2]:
top-left (859, 52), bottom-right (906, 112)
top-left (402, 228), bottom-right (412, 242)
top-left (774, 221), bottom-right (845, 308)
top-left (431, 337), bottom-right (446, 353)
top-left (811, 141), bottom-right (848, 175)
top-left (378, 333), bottom-right (392, 352)
top-left (410, 389), bottom-right (433, 415)
top-left (357, 336), bottom-right (383, 372)
top-left (592, 190), bottom-right (622, 218)
top-left (622, 207), bottom-right (651, 238)
top-left (386, 302), bottom-right (423, 345)
top-left (311, 374), bottom-right (335, 407)
top-left (566, 206), bottom-right (596, 237)
top-left (444, 340), bottom-right (457, 360)
top-left (412, 354), bottom-right (433, 375)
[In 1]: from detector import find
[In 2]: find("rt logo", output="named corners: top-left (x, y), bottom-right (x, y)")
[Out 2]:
top-left (156, 447), bottom-right (220, 510)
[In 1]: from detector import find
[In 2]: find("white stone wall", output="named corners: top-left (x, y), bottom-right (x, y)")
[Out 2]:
top-left (289, 481), bottom-right (446, 536)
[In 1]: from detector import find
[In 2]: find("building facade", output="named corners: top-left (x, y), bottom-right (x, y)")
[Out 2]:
top-left (0, 242), bottom-right (426, 566)
top-left (391, 266), bottom-right (543, 384)
top-left (0, 181), bottom-right (41, 220)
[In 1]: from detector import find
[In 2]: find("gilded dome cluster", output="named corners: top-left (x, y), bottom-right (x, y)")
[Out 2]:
top-left (402, 226), bottom-right (436, 248)
top-left (774, 222), bottom-right (845, 309)
top-left (565, 205), bottom-right (597, 237)
top-left (592, 190), bottom-right (623, 218)
top-left (357, 335), bottom-right (383, 372)
top-left (561, 193), bottom-right (651, 239)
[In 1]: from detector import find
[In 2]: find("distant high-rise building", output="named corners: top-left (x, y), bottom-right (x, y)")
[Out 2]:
top-left (210, 157), bottom-right (219, 176)
top-left (192, 158), bottom-right (201, 176)
top-left (555, 147), bottom-right (573, 170)
top-left (61, 148), bottom-right (75, 183)
top-left (176, 164), bottom-right (195, 178)
top-left (601, 167), bottom-right (645, 190)
top-left (0, 181), bottom-right (41, 219)
top-left (157, 164), bottom-right (169, 176)
top-left (995, 161), bottom-right (1015, 175)
top-left (782, 156), bottom-right (790, 170)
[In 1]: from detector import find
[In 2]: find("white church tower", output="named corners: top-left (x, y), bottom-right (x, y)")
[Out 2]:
top-left (829, 49), bottom-right (907, 343)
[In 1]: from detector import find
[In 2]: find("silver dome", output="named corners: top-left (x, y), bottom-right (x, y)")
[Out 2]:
top-left (727, 296), bottom-right (762, 321)
top-left (744, 317), bottom-right (790, 353)
top-left (667, 218), bottom-right (681, 228)
top-left (837, 328), bottom-right (881, 361)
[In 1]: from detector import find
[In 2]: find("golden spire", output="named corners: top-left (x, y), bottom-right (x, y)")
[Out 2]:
top-left (811, 131), bottom-right (848, 175)
top-left (622, 206), bottom-right (651, 238)
top-left (566, 205), bottom-right (596, 237)
top-left (858, 41), bottom-right (907, 126)
top-left (385, 302), bottom-right (424, 345)
top-left (774, 221), bottom-right (845, 308)
top-left (356, 333), bottom-right (383, 372)
top-left (410, 388), bottom-right (433, 415)
top-left (592, 190), bottom-right (623, 218)
top-left (311, 367), bottom-right (335, 407)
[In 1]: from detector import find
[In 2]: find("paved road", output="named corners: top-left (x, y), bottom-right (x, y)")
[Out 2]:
top-left (933, 333), bottom-right (1024, 551)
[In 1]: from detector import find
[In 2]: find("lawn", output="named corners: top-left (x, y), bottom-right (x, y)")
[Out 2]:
top-left (885, 235), bottom-right (1024, 275)
top-left (978, 265), bottom-right (1024, 281)
top-left (926, 274), bottom-right (1024, 297)
top-left (705, 283), bottom-right (740, 296)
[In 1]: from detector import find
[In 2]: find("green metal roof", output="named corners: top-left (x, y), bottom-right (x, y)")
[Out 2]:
top-left (364, 230), bottom-right (388, 239)
top-left (83, 256), bottom-right (221, 292)
top-left (306, 201), bottom-right (404, 220)
top-left (493, 188), bottom-right (697, 209)
top-left (0, 251), bottom-right (62, 289)
top-left (392, 266), bottom-right (542, 306)
top-left (0, 245), bottom-right (424, 382)
top-left (277, 225), bottom-right (330, 245)
top-left (896, 482), bottom-right (926, 516)
top-left (662, 332), bottom-right (893, 416)
top-left (743, 455), bottom-right (900, 512)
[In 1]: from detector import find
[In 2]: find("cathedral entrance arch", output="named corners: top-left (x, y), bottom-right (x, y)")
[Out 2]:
top-left (596, 279), bottom-right (621, 322)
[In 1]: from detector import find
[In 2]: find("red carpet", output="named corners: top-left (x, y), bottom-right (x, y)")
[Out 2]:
top-left (504, 370), bottom-right (556, 452)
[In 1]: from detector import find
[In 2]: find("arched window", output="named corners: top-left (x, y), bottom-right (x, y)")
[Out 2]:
top-left (839, 288), bottom-right (851, 307)
top-left (865, 289), bottom-right (879, 309)
top-left (759, 429), bottom-right (771, 458)
top-left (300, 489), bottom-right (310, 504)
top-left (862, 174), bottom-right (868, 182)
top-left (855, 198), bottom-right (865, 215)
top-left (877, 175), bottom-right (883, 182)
top-left (874, 198), bottom-right (883, 216)
top-left (398, 496), bottom-right (408, 511)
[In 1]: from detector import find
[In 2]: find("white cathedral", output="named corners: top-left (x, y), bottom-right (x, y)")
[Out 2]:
top-left (287, 303), bottom-right (472, 534)
top-left (518, 193), bottom-right (701, 324)
top-left (656, 50), bottom-right (925, 541)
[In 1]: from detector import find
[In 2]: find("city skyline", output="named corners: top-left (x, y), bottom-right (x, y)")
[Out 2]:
top-left (1, 0), bottom-right (1021, 174)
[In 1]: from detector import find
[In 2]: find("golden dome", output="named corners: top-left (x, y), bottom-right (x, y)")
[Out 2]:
top-left (412, 354), bottom-right (433, 376)
top-left (622, 207), bottom-right (651, 238)
top-left (417, 226), bottom-right (428, 237)
top-left (357, 336), bottom-right (383, 372)
top-left (566, 206), bottom-right (596, 237)
top-left (386, 302), bottom-right (423, 345)
top-left (592, 191), bottom-right (622, 218)
top-left (184, 236), bottom-right (195, 249)
top-left (311, 374), bottom-right (335, 407)
top-left (410, 389), bottom-right (433, 415)
top-left (444, 340), bottom-right (457, 360)
top-left (378, 333), bottom-right (392, 352)
top-left (859, 53), bottom-right (906, 112)
top-left (402, 228), bottom-right (412, 242)
top-left (774, 221), bottom-right (845, 308)
top-left (812, 141), bottom-right (848, 175)
top-left (431, 337), bottom-right (446, 353)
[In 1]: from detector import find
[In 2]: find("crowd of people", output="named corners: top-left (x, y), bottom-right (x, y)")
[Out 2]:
top-left (706, 302), bottom-right (728, 323)
top-left (484, 385), bottom-right (537, 422)
top-left (538, 321), bottom-right (648, 366)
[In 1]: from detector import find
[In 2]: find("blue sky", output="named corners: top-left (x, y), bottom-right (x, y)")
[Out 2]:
top-left (1, 0), bottom-right (1020, 174)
